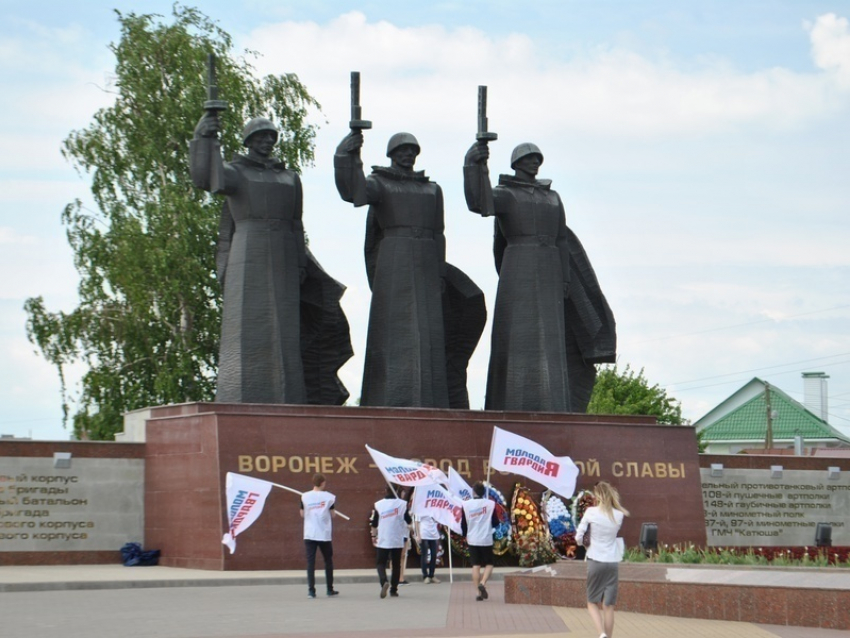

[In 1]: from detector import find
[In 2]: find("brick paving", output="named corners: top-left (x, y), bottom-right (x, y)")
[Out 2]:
top-left (445, 583), bottom-right (566, 634)
top-left (2, 566), bottom-right (849, 638)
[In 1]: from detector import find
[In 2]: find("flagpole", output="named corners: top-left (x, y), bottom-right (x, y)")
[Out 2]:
top-left (266, 480), bottom-right (351, 521)
top-left (445, 526), bottom-right (453, 583)
top-left (485, 426), bottom-right (497, 490)
top-left (267, 481), bottom-right (302, 496)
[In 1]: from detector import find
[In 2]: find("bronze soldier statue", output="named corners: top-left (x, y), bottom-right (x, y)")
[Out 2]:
top-left (464, 138), bottom-right (616, 413)
top-left (334, 73), bottom-right (483, 409)
top-left (192, 113), bottom-right (308, 404)
top-left (190, 57), bottom-right (351, 405)
top-left (335, 129), bottom-right (451, 408)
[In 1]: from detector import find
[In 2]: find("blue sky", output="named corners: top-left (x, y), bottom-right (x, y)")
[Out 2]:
top-left (2, 1), bottom-right (849, 440)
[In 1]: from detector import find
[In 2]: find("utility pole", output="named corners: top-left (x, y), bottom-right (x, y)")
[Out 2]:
top-left (764, 382), bottom-right (773, 450)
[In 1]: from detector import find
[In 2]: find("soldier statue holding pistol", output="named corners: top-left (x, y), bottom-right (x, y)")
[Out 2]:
top-left (334, 73), bottom-right (452, 409)
top-left (464, 86), bottom-right (616, 413)
top-left (190, 55), bottom-right (353, 406)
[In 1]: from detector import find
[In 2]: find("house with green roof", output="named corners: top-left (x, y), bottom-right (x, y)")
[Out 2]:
top-left (694, 377), bottom-right (850, 455)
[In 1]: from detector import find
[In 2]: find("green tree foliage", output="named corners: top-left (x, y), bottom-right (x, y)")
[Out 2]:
top-left (587, 364), bottom-right (684, 425)
top-left (24, 6), bottom-right (320, 440)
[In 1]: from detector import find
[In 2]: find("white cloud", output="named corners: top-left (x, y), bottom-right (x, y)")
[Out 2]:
top-left (0, 328), bottom-right (82, 440)
top-left (246, 11), bottom-right (850, 139)
top-left (0, 176), bottom-right (86, 206)
top-left (0, 227), bottom-right (38, 245)
top-left (0, 20), bottom-right (116, 146)
top-left (0, 233), bottom-right (77, 301)
top-left (808, 13), bottom-right (850, 86)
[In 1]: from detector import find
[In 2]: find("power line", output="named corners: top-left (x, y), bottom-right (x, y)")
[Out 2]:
top-left (664, 353), bottom-right (850, 389)
top-left (629, 304), bottom-right (850, 346)
top-left (672, 365), bottom-right (850, 396)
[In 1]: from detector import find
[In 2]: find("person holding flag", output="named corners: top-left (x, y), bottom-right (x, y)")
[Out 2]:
top-left (370, 486), bottom-right (412, 598)
top-left (300, 473), bottom-right (339, 599)
top-left (461, 481), bottom-right (500, 602)
top-left (410, 481), bottom-right (463, 584)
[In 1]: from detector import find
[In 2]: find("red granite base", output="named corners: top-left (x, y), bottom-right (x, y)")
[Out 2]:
top-left (144, 402), bottom-right (706, 571)
top-left (504, 562), bottom-right (850, 630)
top-left (0, 551), bottom-right (122, 566)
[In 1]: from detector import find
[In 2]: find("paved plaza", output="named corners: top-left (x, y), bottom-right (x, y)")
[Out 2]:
top-left (1, 565), bottom-right (846, 638)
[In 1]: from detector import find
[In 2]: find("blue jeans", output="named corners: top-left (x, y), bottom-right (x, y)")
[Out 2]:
top-left (419, 538), bottom-right (438, 578)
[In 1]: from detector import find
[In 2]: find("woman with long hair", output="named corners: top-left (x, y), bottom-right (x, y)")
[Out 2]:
top-left (575, 482), bottom-right (629, 638)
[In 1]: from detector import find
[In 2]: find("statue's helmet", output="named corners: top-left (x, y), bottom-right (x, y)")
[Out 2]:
top-left (386, 132), bottom-right (421, 157)
top-left (242, 117), bottom-right (279, 146)
top-left (510, 142), bottom-right (544, 169)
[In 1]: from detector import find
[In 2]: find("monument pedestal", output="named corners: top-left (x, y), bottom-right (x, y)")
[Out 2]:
top-left (144, 403), bottom-right (706, 570)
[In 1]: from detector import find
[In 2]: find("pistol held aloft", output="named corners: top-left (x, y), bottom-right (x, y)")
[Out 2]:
top-left (196, 112), bottom-right (221, 138)
top-left (464, 141), bottom-right (490, 166)
top-left (340, 131), bottom-right (364, 153)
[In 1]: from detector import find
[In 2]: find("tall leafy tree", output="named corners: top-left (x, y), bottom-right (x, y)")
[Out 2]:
top-left (587, 364), bottom-right (685, 425)
top-left (24, 6), bottom-right (320, 440)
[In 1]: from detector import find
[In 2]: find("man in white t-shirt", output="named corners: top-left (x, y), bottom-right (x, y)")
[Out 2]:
top-left (414, 513), bottom-right (441, 583)
top-left (300, 473), bottom-right (339, 598)
top-left (461, 481), bottom-right (498, 601)
top-left (370, 486), bottom-right (412, 598)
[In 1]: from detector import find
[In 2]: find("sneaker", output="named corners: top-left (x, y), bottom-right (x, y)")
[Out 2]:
top-left (380, 582), bottom-right (389, 599)
top-left (390, 591), bottom-right (399, 597)
top-left (430, 576), bottom-right (441, 584)
top-left (423, 576), bottom-right (432, 584)
top-left (399, 580), bottom-right (409, 585)
top-left (326, 589), bottom-right (339, 597)
top-left (475, 595), bottom-right (484, 602)
top-left (478, 583), bottom-right (488, 600)
top-left (308, 590), bottom-right (316, 599)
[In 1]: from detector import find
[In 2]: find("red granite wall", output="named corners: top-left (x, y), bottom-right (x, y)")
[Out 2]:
top-left (144, 403), bottom-right (706, 570)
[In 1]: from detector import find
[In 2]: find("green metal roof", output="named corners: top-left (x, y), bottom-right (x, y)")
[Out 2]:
top-left (700, 379), bottom-right (850, 443)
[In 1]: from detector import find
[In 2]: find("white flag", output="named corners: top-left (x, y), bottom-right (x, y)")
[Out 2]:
top-left (411, 484), bottom-right (463, 535)
top-left (448, 467), bottom-right (475, 501)
top-left (365, 445), bottom-right (449, 487)
top-left (221, 472), bottom-right (273, 554)
top-left (488, 426), bottom-right (579, 498)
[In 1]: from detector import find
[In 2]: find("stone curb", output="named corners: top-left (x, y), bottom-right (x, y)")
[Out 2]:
top-left (0, 570), bottom-right (507, 593)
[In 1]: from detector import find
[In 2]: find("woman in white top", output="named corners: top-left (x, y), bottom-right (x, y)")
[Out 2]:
top-left (575, 482), bottom-right (629, 638)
